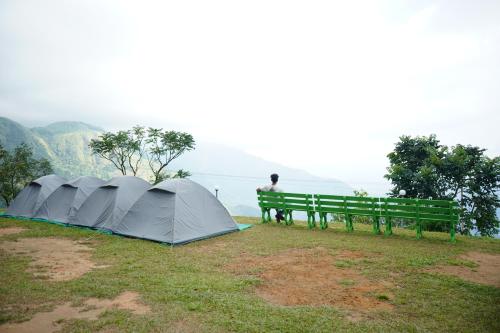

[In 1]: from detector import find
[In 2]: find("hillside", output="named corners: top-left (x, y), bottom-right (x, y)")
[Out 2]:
top-left (0, 117), bottom-right (353, 215)
top-left (0, 117), bottom-right (116, 180)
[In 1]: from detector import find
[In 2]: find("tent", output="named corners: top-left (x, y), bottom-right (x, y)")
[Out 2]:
top-left (112, 178), bottom-right (239, 244)
top-left (67, 176), bottom-right (150, 230)
top-left (6, 174), bottom-right (67, 218)
top-left (33, 176), bottom-right (105, 223)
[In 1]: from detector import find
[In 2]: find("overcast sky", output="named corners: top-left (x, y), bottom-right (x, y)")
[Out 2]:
top-left (1, 0), bottom-right (499, 192)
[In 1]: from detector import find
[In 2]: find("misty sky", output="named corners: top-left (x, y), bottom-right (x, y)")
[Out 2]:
top-left (1, 0), bottom-right (499, 193)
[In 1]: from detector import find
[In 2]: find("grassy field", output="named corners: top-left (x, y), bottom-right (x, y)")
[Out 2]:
top-left (1, 215), bottom-right (499, 333)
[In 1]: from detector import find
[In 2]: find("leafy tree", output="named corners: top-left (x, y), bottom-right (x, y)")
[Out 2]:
top-left (89, 126), bottom-right (195, 184)
top-left (385, 135), bottom-right (446, 199)
top-left (146, 128), bottom-right (195, 184)
top-left (353, 189), bottom-right (368, 197)
top-left (150, 169), bottom-right (192, 185)
top-left (0, 144), bottom-right (53, 206)
top-left (89, 127), bottom-right (146, 176)
top-left (385, 135), bottom-right (499, 236)
top-left (174, 169), bottom-right (192, 179)
top-left (456, 152), bottom-right (499, 236)
top-left (127, 126), bottom-right (146, 176)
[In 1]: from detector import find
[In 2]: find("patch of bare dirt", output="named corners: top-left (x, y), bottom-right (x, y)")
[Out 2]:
top-left (85, 291), bottom-right (150, 315)
top-left (226, 247), bottom-right (393, 316)
top-left (0, 291), bottom-right (150, 333)
top-left (428, 251), bottom-right (500, 287)
top-left (0, 227), bottom-right (26, 236)
top-left (0, 237), bottom-right (107, 281)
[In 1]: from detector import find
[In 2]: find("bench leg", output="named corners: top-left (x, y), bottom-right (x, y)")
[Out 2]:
top-left (450, 221), bottom-right (456, 243)
top-left (308, 212), bottom-right (316, 229)
top-left (286, 210), bottom-right (294, 226)
top-left (416, 219), bottom-right (422, 239)
top-left (261, 209), bottom-right (267, 223)
top-left (266, 209), bottom-right (272, 223)
top-left (384, 217), bottom-right (393, 236)
top-left (450, 216), bottom-right (458, 243)
top-left (372, 216), bottom-right (380, 234)
top-left (346, 214), bottom-right (353, 232)
top-left (320, 213), bottom-right (328, 230)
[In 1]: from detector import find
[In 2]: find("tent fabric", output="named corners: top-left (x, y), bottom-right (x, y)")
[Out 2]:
top-left (67, 176), bottom-right (150, 230)
top-left (33, 176), bottom-right (105, 222)
top-left (113, 178), bottom-right (239, 244)
top-left (6, 174), bottom-right (67, 218)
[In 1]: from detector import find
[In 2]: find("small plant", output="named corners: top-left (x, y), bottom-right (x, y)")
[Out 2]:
top-left (187, 302), bottom-right (202, 311)
top-left (339, 279), bottom-right (356, 286)
top-left (376, 294), bottom-right (390, 301)
top-left (335, 260), bottom-right (354, 268)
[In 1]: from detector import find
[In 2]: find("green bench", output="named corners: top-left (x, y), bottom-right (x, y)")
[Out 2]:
top-left (316, 194), bottom-right (381, 233)
top-left (257, 191), bottom-right (315, 227)
top-left (381, 197), bottom-right (459, 240)
top-left (257, 191), bottom-right (460, 242)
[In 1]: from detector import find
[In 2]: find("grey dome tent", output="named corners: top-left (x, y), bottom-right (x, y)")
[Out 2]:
top-left (112, 178), bottom-right (239, 244)
top-left (67, 176), bottom-right (150, 230)
top-left (33, 176), bottom-right (105, 223)
top-left (6, 174), bottom-right (67, 218)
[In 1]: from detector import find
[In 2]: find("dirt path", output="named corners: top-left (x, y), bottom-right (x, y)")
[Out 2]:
top-left (0, 291), bottom-right (150, 333)
top-left (0, 237), bottom-right (107, 281)
top-left (429, 251), bottom-right (500, 287)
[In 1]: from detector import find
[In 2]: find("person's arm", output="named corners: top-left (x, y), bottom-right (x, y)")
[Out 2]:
top-left (257, 185), bottom-right (271, 192)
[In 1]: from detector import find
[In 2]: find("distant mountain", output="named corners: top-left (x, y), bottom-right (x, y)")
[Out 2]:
top-left (0, 117), bottom-right (116, 179)
top-left (0, 117), bottom-right (353, 215)
top-left (0, 117), bottom-right (47, 154)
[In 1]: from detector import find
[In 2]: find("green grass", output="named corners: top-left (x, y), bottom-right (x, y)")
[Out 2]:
top-left (1, 216), bottom-right (499, 332)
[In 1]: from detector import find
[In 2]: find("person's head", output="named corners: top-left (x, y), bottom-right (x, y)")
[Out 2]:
top-left (270, 173), bottom-right (279, 184)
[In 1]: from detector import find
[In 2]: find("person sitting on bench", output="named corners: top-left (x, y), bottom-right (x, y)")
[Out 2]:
top-left (257, 173), bottom-right (285, 223)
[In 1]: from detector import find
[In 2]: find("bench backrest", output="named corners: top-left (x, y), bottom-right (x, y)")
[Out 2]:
top-left (257, 191), bottom-right (313, 212)
top-left (315, 195), bottom-right (458, 221)
top-left (382, 197), bottom-right (459, 222)
top-left (257, 191), bottom-right (458, 222)
top-left (315, 194), bottom-right (379, 217)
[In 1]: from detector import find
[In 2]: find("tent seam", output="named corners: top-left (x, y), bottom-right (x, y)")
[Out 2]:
top-left (170, 186), bottom-right (177, 245)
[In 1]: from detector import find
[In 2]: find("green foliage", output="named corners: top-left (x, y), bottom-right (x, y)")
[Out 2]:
top-left (89, 126), bottom-right (195, 184)
top-left (385, 135), bottom-right (446, 199)
top-left (146, 128), bottom-right (195, 185)
top-left (149, 169), bottom-right (192, 185)
top-left (457, 153), bottom-right (500, 237)
top-left (89, 126), bottom-right (146, 176)
top-left (353, 189), bottom-right (368, 197)
top-left (174, 169), bottom-right (192, 179)
top-left (0, 144), bottom-right (53, 205)
top-left (385, 135), bottom-right (499, 236)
